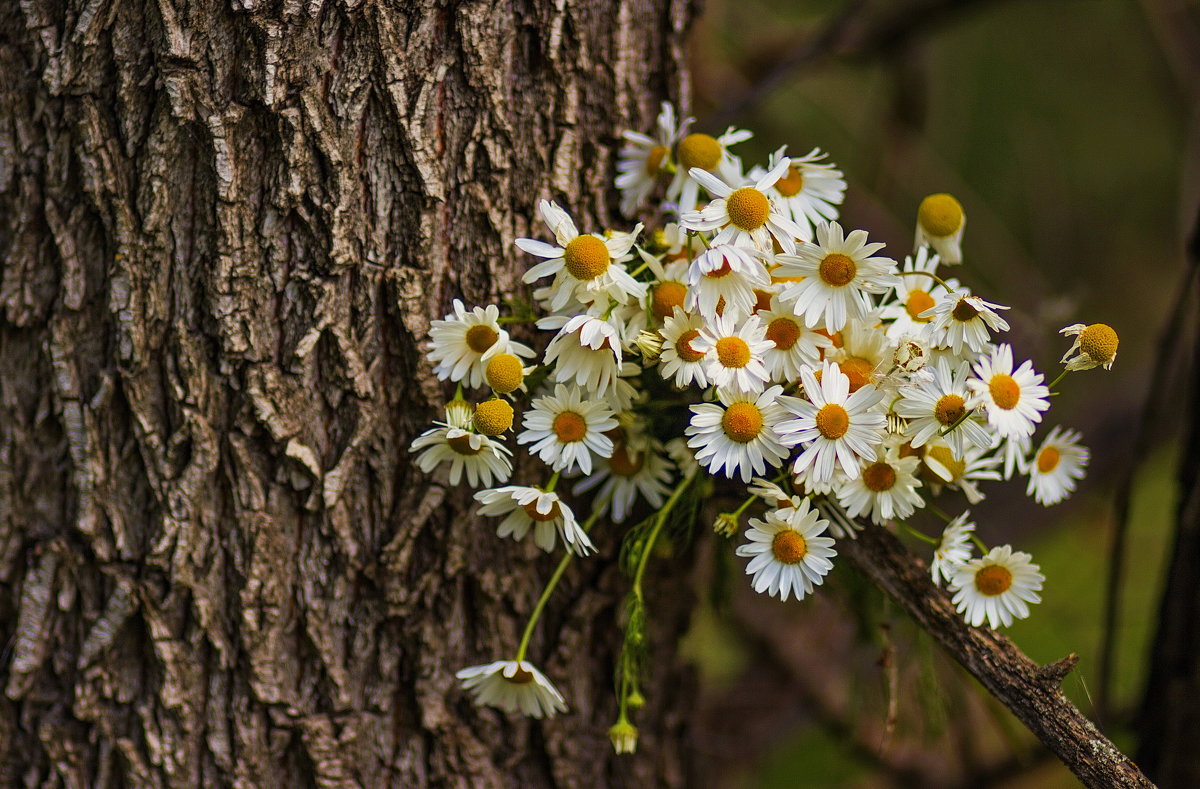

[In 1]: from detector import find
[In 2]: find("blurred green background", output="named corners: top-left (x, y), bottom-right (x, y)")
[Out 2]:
top-left (678, 0), bottom-right (1195, 785)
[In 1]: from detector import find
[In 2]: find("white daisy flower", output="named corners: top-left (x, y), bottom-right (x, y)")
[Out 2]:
top-left (681, 159), bottom-right (806, 255)
top-left (915, 193), bottom-right (966, 264)
top-left (517, 201), bottom-right (646, 311)
top-left (473, 486), bottom-right (595, 555)
top-left (428, 300), bottom-right (535, 388)
top-left (920, 441), bottom-right (1002, 505)
top-left (1000, 432), bottom-right (1032, 480)
top-left (686, 243), bottom-right (771, 321)
top-left (779, 362), bottom-right (888, 484)
top-left (774, 221), bottom-right (897, 332)
top-left (685, 385), bottom-right (793, 483)
top-left (762, 146), bottom-right (847, 242)
top-left (409, 425), bottom-right (512, 488)
top-left (922, 289), bottom-right (1010, 356)
top-left (692, 313), bottom-right (774, 394)
top-left (518, 384), bottom-right (618, 474)
top-left (880, 246), bottom-right (956, 341)
top-left (930, 511), bottom-right (975, 585)
top-left (826, 315), bottom-right (896, 394)
top-left (666, 127), bottom-right (754, 214)
top-left (664, 436), bottom-right (701, 480)
top-left (950, 545), bottom-right (1044, 629)
top-left (574, 435), bottom-right (674, 523)
top-left (894, 358), bottom-right (994, 456)
top-left (748, 477), bottom-right (800, 509)
top-left (1059, 323), bottom-right (1119, 371)
top-left (542, 314), bottom-right (623, 400)
top-left (966, 344), bottom-right (1050, 440)
top-left (756, 295), bottom-right (832, 382)
top-left (837, 445), bottom-right (924, 525)
top-left (456, 660), bottom-right (567, 719)
top-left (735, 500), bottom-right (837, 602)
top-left (658, 307), bottom-right (711, 388)
top-left (616, 101), bottom-right (689, 217)
top-left (1025, 426), bottom-right (1089, 506)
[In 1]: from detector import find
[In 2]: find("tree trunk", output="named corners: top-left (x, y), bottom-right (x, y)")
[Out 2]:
top-left (0, 1), bottom-right (696, 786)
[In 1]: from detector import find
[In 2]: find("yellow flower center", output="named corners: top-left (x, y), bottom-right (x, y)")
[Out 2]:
top-left (675, 329), bottom-right (705, 362)
top-left (771, 529), bottom-right (809, 564)
top-left (934, 394), bottom-right (966, 426)
top-left (1080, 323), bottom-right (1119, 364)
top-left (925, 445), bottom-right (965, 481)
top-left (608, 443), bottom-right (645, 477)
top-left (465, 324), bottom-right (499, 354)
top-left (905, 289), bottom-right (935, 321)
top-left (838, 357), bottom-right (874, 393)
top-left (651, 281), bottom-right (688, 319)
top-left (552, 411), bottom-right (588, 443)
top-left (644, 144), bottom-right (669, 176)
top-left (722, 402), bottom-right (764, 443)
top-left (704, 261), bottom-right (734, 279)
top-left (988, 374), bottom-right (1021, 410)
top-left (563, 235), bottom-right (611, 281)
top-left (472, 399), bottom-right (514, 436)
top-left (863, 462), bottom-right (898, 492)
top-left (753, 288), bottom-right (774, 313)
top-left (447, 434), bottom-right (482, 456)
top-left (522, 499), bottom-right (562, 522)
top-left (485, 353), bottom-right (525, 394)
top-left (974, 564), bottom-right (1014, 596)
top-left (951, 298), bottom-right (979, 322)
top-left (818, 253), bottom-right (856, 287)
top-left (506, 666), bottom-right (536, 684)
top-left (716, 336), bottom-right (752, 368)
top-left (676, 133), bottom-right (722, 171)
top-left (726, 187), bottom-right (770, 231)
top-left (766, 317), bottom-right (802, 351)
top-left (1037, 446), bottom-right (1061, 473)
top-left (918, 193), bottom-right (964, 238)
top-left (816, 403), bottom-right (850, 440)
top-left (775, 165), bottom-right (805, 198)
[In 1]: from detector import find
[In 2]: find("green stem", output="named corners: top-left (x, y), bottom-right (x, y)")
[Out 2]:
top-left (544, 471), bottom-right (561, 493)
top-left (1047, 369), bottom-right (1069, 392)
top-left (903, 523), bottom-right (940, 546)
top-left (901, 269), bottom-right (954, 291)
top-left (938, 407), bottom-right (977, 437)
top-left (925, 501), bottom-right (954, 524)
top-left (631, 476), bottom-right (692, 603)
top-left (971, 534), bottom-right (990, 555)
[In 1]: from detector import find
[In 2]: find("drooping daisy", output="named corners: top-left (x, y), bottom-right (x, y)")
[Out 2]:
top-left (542, 315), bottom-right (623, 400)
top-left (692, 313), bottom-right (774, 394)
top-left (915, 193), bottom-right (966, 265)
top-left (930, 511), bottom-right (975, 585)
top-left (762, 146), bottom-right (847, 242)
top-left (484, 352), bottom-right (536, 395)
top-left (680, 159), bottom-right (806, 254)
top-left (428, 300), bottom-right (535, 388)
top-left (880, 246), bottom-right (956, 341)
top-left (735, 500), bottom-right (837, 602)
top-left (658, 307), bottom-right (711, 388)
top-left (409, 423), bottom-right (513, 488)
top-left (949, 545), bottom-right (1044, 629)
top-left (616, 101), bottom-right (689, 216)
top-left (922, 289), bottom-right (1009, 356)
top-left (894, 358), bottom-right (994, 456)
top-left (748, 477), bottom-right (800, 509)
top-left (1025, 426), bottom-right (1089, 506)
top-left (837, 444), bottom-right (924, 525)
top-left (920, 441), bottom-right (1002, 505)
top-left (517, 201), bottom-right (646, 311)
top-left (666, 127), bottom-right (753, 214)
top-left (685, 385), bottom-right (793, 483)
top-left (774, 222), bottom-right (897, 332)
top-left (473, 486), bottom-right (595, 555)
top-left (966, 344), bottom-right (1050, 440)
top-left (779, 362), bottom-right (888, 483)
top-left (1059, 323), bottom-right (1119, 371)
top-left (686, 243), bottom-right (771, 321)
top-left (757, 295), bottom-right (832, 382)
top-left (518, 384), bottom-right (618, 474)
top-left (574, 434), bottom-right (674, 523)
top-left (456, 660), bottom-right (567, 718)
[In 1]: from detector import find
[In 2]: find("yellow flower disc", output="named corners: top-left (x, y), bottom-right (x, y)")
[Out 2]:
top-left (815, 403), bottom-right (850, 440)
top-left (506, 666), bottom-right (536, 684)
top-left (905, 289), bottom-right (935, 321)
top-left (988, 374), bottom-right (1021, 410)
top-left (447, 434), bottom-right (483, 456)
top-left (473, 399), bottom-right (514, 436)
top-left (934, 394), bottom-right (966, 426)
top-left (675, 329), bottom-right (705, 362)
top-left (651, 281), bottom-right (688, 319)
top-left (716, 336), bottom-right (752, 368)
top-left (552, 411), bottom-right (588, 442)
top-left (465, 324), bottom-right (499, 353)
top-left (485, 353), bottom-right (525, 394)
top-left (563, 235), bottom-right (611, 281)
top-left (522, 499), bottom-right (562, 522)
top-left (676, 133), bottom-right (722, 171)
top-left (1080, 323), bottom-right (1119, 364)
top-left (918, 193), bottom-right (964, 238)
top-left (951, 298), bottom-right (980, 322)
top-left (771, 530), bottom-right (808, 564)
top-left (766, 317), bottom-right (802, 351)
top-left (974, 564), bottom-right (1014, 596)
top-left (726, 187), bottom-right (770, 231)
top-left (644, 144), bottom-right (669, 176)
top-left (838, 358), bottom-right (873, 393)
top-left (775, 165), bottom-right (805, 198)
top-left (608, 443), bottom-right (645, 477)
top-left (1037, 446), bottom-right (1061, 473)
top-left (925, 445), bottom-right (965, 482)
top-left (722, 402), bottom-right (764, 443)
top-left (863, 462), bottom-right (898, 492)
top-left (818, 253), bottom-right (856, 287)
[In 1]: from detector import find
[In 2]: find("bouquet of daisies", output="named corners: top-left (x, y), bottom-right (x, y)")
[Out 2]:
top-left (410, 102), bottom-right (1119, 751)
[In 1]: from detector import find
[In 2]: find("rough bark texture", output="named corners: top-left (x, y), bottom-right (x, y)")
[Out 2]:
top-left (0, 1), bottom-right (696, 786)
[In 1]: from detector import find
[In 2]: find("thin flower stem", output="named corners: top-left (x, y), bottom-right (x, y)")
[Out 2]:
top-left (1046, 369), bottom-right (1069, 392)
top-left (924, 501), bottom-right (954, 524)
top-left (544, 471), bottom-right (561, 493)
top-left (939, 407), bottom-right (977, 437)
top-left (902, 522), bottom-right (939, 546)
top-left (898, 268), bottom-right (954, 291)
top-left (971, 534), bottom-right (990, 554)
top-left (497, 316), bottom-right (533, 325)
top-left (632, 476), bottom-right (693, 603)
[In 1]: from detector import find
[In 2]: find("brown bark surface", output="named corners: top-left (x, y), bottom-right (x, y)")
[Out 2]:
top-left (0, 1), bottom-right (696, 786)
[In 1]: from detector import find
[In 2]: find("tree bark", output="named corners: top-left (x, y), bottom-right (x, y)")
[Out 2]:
top-left (0, 1), bottom-right (696, 786)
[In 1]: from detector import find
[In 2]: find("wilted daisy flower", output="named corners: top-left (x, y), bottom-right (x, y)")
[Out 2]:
top-left (518, 384), bottom-right (618, 474)
top-left (762, 146), bottom-right (847, 242)
top-left (517, 201), bottom-right (646, 311)
top-left (837, 444), bottom-right (924, 525)
top-left (685, 385), bottom-right (793, 482)
top-left (735, 500), bottom-right (837, 602)
top-left (456, 660), bottom-right (567, 718)
top-left (542, 315), bottom-right (623, 399)
top-left (774, 222), bottom-right (897, 332)
top-left (949, 545), bottom-right (1044, 629)
top-left (922, 289), bottom-right (1010, 356)
top-left (484, 352), bottom-right (535, 395)
top-left (693, 313), bottom-right (774, 394)
top-left (780, 362), bottom-right (888, 483)
top-left (967, 344), bottom-right (1050, 440)
top-left (894, 358), bottom-right (994, 456)
top-left (686, 243), bottom-right (771, 321)
top-left (1059, 323), bottom-right (1119, 371)
top-left (428, 300), bottom-right (535, 388)
top-left (472, 398), bottom-right (515, 436)
top-left (410, 424), bottom-right (513, 488)
top-left (915, 193), bottom-right (966, 264)
top-left (681, 158), bottom-right (806, 254)
top-left (756, 295), bottom-right (832, 382)
top-left (474, 486), bottom-right (594, 555)
top-left (616, 101), bottom-right (688, 216)
top-left (575, 434), bottom-right (674, 523)
top-left (930, 511), bottom-right (975, 585)
top-left (1026, 426), bottom-right (1089, 506)
top-left (609, 720), bottom-right (639, 755)
top-left (920, 441), bottom-right (1002, 505)
top-left (667, 127), bottom-right (753, 214)
top-left (658, 307), bottom-right (711, 388)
